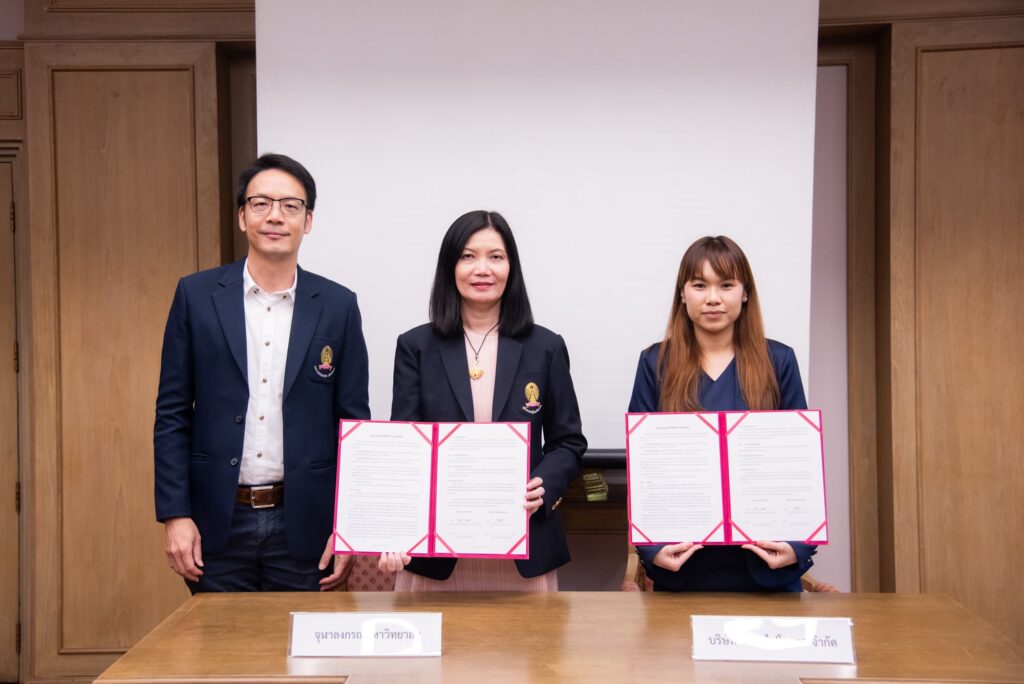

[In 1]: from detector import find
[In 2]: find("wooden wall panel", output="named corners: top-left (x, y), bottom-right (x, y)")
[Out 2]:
top-left (916, 45), bottom-right (1024, 645)
top-left (227, 49), bottom-right (255, 261)
top-left (0, 44), bottom-right (25, 141)
top-left (821, 0), bottom-right (1024, 25)
top-left (52, 67), bottom-right (197, 651)
top-left (24, 41), bottom-right (222, 678)
top-left (48, 0), bottom-right (247, 8)
top-left (0, 70), bottom-right (20, 119)
top-left (873, 28), bottom-right (896, 595)
top-left (0, 159), bottom-right (18, 684)
top-left (886, 23), bottom-right (924, 595)
top-left (0, 41), bottom-right (24, 684)
top-left (24, 0), bottom-right (254, 40)
top-left (884, 16), bottom-right (1024, 643)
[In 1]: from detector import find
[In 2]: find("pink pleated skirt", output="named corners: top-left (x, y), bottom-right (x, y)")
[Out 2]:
top-left (394, 558), bottom-right (557, 592)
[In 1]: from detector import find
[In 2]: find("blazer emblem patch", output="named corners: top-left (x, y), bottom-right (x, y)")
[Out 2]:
top-left (314, 345), bottom-right (336, 378)
top-left (521, 382), bottom-right (541, 414)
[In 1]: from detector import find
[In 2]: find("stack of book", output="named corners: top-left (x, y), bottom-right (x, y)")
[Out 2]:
top-left (565, 469), bottom-right (609, 503)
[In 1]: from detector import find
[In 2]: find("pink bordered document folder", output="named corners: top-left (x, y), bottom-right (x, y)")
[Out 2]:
top-left (625, 410), bottom-right (828, 546)
top-left (332, 419), bottom-right (531, 559)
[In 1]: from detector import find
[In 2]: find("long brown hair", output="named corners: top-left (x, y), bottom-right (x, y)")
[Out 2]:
top-left (656, 236), bottom-right (779, 411)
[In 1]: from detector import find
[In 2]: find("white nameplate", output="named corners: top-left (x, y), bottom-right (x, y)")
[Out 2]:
top-left (289, 612), bottom-right (442, 657)
top-left (691, 615), bottom-right (855, 663)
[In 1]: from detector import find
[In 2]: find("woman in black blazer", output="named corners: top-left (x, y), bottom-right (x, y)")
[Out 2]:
top-left (382, 210), bottom-right (587, 590)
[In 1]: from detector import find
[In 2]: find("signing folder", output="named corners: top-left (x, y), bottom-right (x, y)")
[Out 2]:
top-left (332, 420), bottom-right (530, 558)
top-left (626, 410), bottom-right (828, 545)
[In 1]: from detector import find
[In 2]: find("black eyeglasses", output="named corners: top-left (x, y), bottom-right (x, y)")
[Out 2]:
top-left (245, 196), bottom-right (307, 217)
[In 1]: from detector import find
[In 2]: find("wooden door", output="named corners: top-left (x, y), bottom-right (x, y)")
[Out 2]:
top-left (883, 17), bottom-right (1024, 643)
top-left (22, 41), bottom-right (223, 678)
top-left (0, 159), bottom-right (18, 684)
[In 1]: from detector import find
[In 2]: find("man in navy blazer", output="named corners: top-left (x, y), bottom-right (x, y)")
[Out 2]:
top-left (154, 154), bottom-right (369, 591)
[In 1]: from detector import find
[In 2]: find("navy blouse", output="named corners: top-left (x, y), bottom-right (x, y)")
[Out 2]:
top-left (628, 339), bottom-right (817, 592)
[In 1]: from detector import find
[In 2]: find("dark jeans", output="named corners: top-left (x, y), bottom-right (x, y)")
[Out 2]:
top-left (186, 502), bottom-right (328, 593)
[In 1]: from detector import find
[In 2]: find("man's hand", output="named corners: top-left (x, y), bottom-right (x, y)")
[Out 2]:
top-left (741, 540), bottom-right (798, 569)
top-left (319, 535), bottom-right (352, 591)
top-left (164, 517), bottom-right (204, 582)
top-left (651, 542), bottom-right (703, 572)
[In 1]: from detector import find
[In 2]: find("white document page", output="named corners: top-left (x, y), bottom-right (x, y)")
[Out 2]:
top-left (725, 411), bottom-right (827, 543)
top-left (334, 421), bottom-right (434, 554)
top-left (433, 423), bottom-right (529, 557)
top-left (626, 413), bottom-right (725, 544)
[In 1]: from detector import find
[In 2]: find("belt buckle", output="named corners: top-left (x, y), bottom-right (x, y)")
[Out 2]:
top-left (249, 484), bottom-right (276, 509)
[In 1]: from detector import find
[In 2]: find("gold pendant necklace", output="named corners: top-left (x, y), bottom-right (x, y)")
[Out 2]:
top-left (465, 321), bottom-right (500, 381)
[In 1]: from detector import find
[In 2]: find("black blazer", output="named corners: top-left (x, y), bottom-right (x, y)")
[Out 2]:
top-left (153, 261), bottom-right (370, 559)
top-left (391, 323), bottom-right (587, 579)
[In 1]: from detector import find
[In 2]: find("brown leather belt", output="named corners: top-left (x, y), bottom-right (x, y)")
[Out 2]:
top-left (236, 483), bottom-right (284, 509)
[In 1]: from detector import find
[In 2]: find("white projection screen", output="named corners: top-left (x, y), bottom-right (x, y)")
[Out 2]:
top-left (257, 1), bottom-right (820, 452)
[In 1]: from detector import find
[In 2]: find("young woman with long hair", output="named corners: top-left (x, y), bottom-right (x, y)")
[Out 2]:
top-left (628, 235), bottom-right (816, 591)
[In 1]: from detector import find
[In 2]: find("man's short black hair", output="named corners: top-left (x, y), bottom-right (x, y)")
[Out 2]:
top-left (236, 153), bottom-right (317, 211)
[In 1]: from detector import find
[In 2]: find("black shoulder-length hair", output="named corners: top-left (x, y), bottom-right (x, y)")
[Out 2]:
top-left (429, 210), bottom-right (534, 338)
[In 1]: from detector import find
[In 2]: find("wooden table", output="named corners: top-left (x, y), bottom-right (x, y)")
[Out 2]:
top-left (96, 592), bottom-right (1024, 683)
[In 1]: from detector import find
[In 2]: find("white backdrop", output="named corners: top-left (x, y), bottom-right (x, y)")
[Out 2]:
top-left (256, 0), bottom-right (820, 449)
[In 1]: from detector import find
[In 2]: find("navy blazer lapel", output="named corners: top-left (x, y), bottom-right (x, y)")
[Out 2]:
top-left (439, 336), bottom-right (474, 421)
top-left (283, 268), bottom-right (323, 400)
top-left (492, 335), bottom-right (522, 420)
top-left (212, 262), bottom-right (247, 383)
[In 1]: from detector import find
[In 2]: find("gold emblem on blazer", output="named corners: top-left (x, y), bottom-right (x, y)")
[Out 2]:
top-left (522, 382), bottom-right (541, 414)
top-left (314, 345), bottom-right (336, 378)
